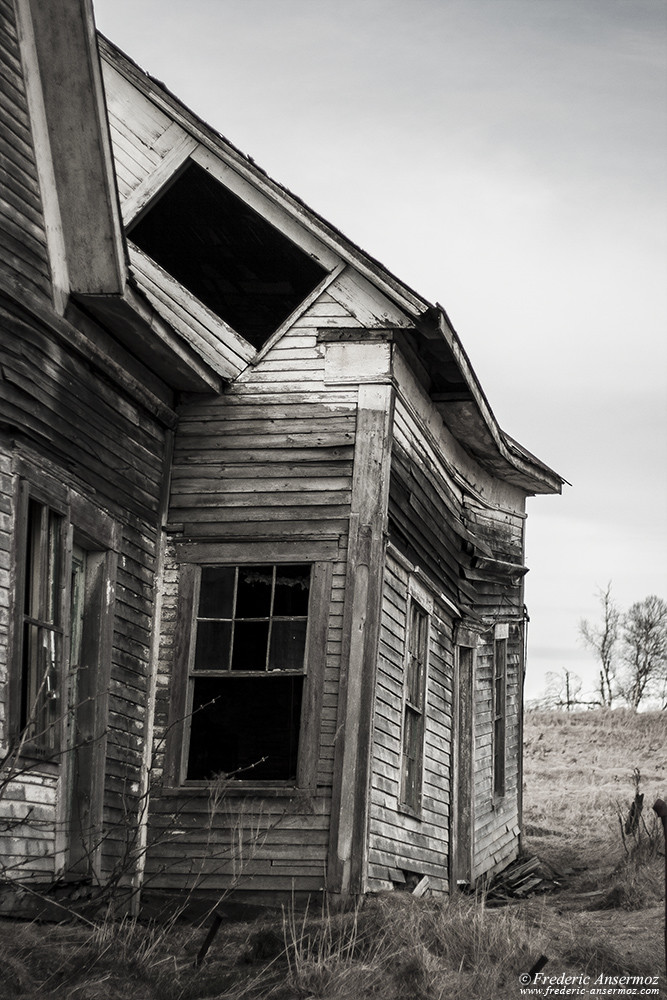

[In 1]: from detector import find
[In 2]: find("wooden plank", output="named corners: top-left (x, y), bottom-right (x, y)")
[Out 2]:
top-left (174, 446), bottom-right (355, 465)
top-left (177, 415), bottom-right (355, 437)
top-left (2, 344), bottom-right (164, 477)
top-left (170, 505), bottom-right (350, 523)
top-left (174, 538), bottom-right (340, 564)
top-left (129, 245), bottom-right (254, 371)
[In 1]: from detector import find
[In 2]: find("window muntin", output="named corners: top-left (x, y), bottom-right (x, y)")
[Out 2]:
top-left (493, 638), bottom-right (507, 796)
top-left (186, 563), bottom-right (312, 782)
top-left (127, 162), bottom-right (328, 350)
top-left (400, 599), bottom-right (428, 814)
top-left (20, 499), bottom-right (65, 751)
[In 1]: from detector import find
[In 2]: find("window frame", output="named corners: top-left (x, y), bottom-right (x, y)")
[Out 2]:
top-left (451, 633), bottom-right (477, 890)
top-left (492, 633), bottom-right (507, 799)
top-left (164, 551), bottom-right (332, 792)
top-left (12, 484), bottom-right (68, 754)
top-left (127, 160), bottom-right (329, 352)
top-left (124, 147), bottom-right (341, 363)
top-left (9, 465), bottom-right (120, 771)
top-left (399, 596), bottom-right (430, 817)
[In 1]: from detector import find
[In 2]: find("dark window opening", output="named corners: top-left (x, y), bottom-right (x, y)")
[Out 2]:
top-left (493, 638), bottom-right (507, 796)
top-left (186, 563), bottom-right (311, 781)
top-left (400, 599), bottom-right (428, 814)
top-left (187, 675), bottom-right (303, 781)
top-left (128, 162), bottom-right (327, 349)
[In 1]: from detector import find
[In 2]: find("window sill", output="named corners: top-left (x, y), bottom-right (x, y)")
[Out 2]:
top-left (10, 744), bottom-right (60, 768)
top-left (397, 802), bottom-right (422, 821)
top-left (158, 782), bottom-right (316, 800)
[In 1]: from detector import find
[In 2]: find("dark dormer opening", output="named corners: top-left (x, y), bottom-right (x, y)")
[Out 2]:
top-left (127, 161), bottom-right (327, 349)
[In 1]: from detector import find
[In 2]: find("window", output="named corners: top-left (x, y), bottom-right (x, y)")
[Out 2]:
top-left (18, 497), bottom-right (66, 751)
top-left (400, 599), bottom-right (428, 814)
top-left (128, 162), bottom-right (327, 350)
top-left (11, 475), bottom-right (118, 769)
top-left (493, 637), bottom-right (507, 796)
top-left (184, 564), bottom-right (313, 782)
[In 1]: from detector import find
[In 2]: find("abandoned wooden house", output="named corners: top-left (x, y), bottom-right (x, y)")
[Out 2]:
top-left (0, 0), bottom-right (562, 910)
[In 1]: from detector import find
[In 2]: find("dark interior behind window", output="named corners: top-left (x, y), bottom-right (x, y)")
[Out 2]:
top-left (187, 675), bottom-right (303, 781)
top-left (186, 563), bottom-right (311, 782)
top-left (128, 162), bottom-right (327, 349)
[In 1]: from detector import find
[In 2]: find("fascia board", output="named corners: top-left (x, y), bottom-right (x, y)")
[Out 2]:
top-left (28, 0), bottom-right (126, 296)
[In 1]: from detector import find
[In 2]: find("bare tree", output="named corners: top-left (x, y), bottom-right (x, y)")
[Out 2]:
top-left (579, 582), bottom-right (620, 707)
top-left (544, 669), bottom-right (579, 711)
top-left (544, 668), bottom-right (598, 711)
top-left (618, 595), bottom-right (667, 710)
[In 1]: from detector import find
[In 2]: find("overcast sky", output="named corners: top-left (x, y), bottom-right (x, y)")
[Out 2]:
top-left (93, 0), bottom-right (667, 703)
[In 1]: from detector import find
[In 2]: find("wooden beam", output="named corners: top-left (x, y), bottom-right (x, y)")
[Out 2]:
top-left (327, 383), bottom-right (394, 897)
top-left (26, 0), bottom-right (126, 295)
top-left (14, 0), bottom-right (69, 311)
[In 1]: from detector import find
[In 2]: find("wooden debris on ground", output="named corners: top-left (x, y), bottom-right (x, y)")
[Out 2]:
top-left (485, 855), bottom-right (559, 903)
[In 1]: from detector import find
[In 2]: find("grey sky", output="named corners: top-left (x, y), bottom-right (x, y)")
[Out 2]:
top-left (93, 0), bottom-right (667, 701)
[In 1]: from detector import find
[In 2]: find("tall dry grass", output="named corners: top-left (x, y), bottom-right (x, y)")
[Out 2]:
top-left (1, 709), bottom-right (664, 999)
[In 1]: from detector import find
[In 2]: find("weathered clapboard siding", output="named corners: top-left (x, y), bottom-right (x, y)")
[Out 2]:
top-left (101, 60), bottom-right (173, 202)
top-left (144, 787), bottom-right (332, 893)
top-left (0, 0), bottom-right (51, 302)
top-left (389, 395), bottom-right (473, 612)
top-left (170, 317), bottom-right (357, 541)
top-left (145, 294), bottom-right (365, 894)
top-left (128, 244), bottom-right (255, 382)
top-left (463, 503), bottom-right (526, 618)
top-left (382, 356), bottom-right (530, 887)
top-left (0, 302), bottom-right (166, 523)
top-left (367, 551), bottom-right (454, 896)
top-left (0, 770), bottom-right (59, 882)
top-left (0, 294), bottom-right (172, 883)
top-left (471, 632), bottom-right (522, 879)
top-left (0, 443), bottom-right (10, 740)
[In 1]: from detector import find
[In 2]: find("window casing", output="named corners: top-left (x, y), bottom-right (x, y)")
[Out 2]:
top-left (400, 599), bottom-right (429, 815)
top-left (19, 497), bottom-right (66, 751)
top-left (492, 637), bottom-right (507, 797)
top-left (170, 560), bottom-right (330, 787)
top-left (10, 472), bottom-right (118, 769)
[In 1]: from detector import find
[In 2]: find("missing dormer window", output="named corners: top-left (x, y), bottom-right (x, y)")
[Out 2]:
top-left (127, 162), bottom-right (327, 349)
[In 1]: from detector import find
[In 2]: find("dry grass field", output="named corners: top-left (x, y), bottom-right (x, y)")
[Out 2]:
top-left (522, 709), bottom-right (666, 991)
top-left (1, 709), bottom-right (665, 999)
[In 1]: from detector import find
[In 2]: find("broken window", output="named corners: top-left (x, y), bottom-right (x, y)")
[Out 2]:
top-left (127, 161), bottom-right (327, 349)
top-left (400, 599), bottom-right (428, 814)
top-left (185, 564), bottom-right (312, 782)
top-left (12, 481), bottom-right (117, 775)
top-left (18, 497), bottom-right (65, 751)
top-left (493, 637), bottom-right (507, 796)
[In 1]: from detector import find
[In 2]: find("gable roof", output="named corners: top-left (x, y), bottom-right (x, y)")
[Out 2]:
top-left (15, 0), bottom-right (561, 494)
top-left (97, 36), bottom-right (562, 496)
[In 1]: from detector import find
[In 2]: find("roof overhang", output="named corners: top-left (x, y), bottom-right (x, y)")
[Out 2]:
top-left (72, 285), bottom-right (226, 394)
top-left (408, 306), bottom-right (564, 495)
